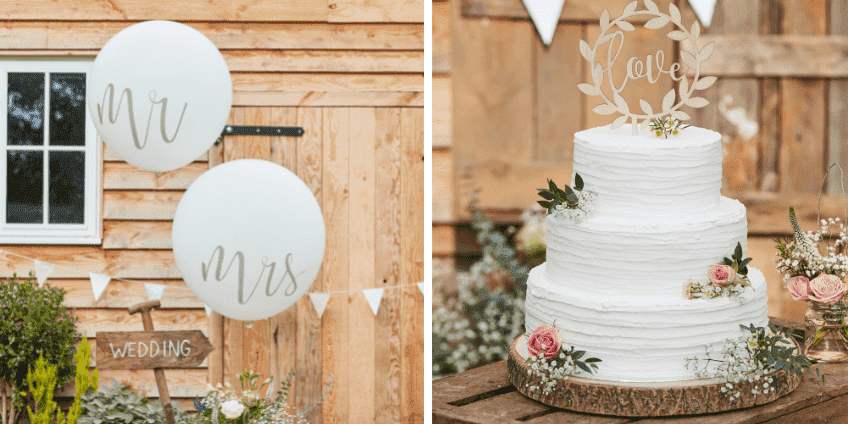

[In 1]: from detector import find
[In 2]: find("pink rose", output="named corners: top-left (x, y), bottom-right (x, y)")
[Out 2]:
top-left (708, 264), bottom-right (736, 288)
top-left (787, 276), bottom-right (810, 301)
top-left (527, 324), bottom-right (561, 359)
top-left (809, 274), bottom-right (847, 304)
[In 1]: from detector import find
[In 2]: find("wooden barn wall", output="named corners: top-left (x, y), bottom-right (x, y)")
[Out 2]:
top-left (0, 2), bottom-right (424, 423)
top-left (434, 0), bottom-right (848, 323)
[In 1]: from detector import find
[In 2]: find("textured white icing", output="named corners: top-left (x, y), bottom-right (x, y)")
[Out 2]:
top-left (544, 197), bottom-right (748, 295)
top-left (522, 124), bottom-right (769, 382)
top-left (525, 265), bottom-right (769, 382)
top-left (573, 125), bottom-right (722, 218)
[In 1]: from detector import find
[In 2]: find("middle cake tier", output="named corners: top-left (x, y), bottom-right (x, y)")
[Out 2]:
top-left (545, 196), bottom-right (747, 297)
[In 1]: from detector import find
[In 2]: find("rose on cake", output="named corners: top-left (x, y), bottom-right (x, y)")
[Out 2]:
top-left (708, 264), bottom-right (737, 288)
top-left (527, 324), bottom-right (561, 359)
top-left (808, 274), bottom-right (847, 304)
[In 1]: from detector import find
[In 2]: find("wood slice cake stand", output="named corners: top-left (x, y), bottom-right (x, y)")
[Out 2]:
top-left (508, 335), bottom-right (801, 416)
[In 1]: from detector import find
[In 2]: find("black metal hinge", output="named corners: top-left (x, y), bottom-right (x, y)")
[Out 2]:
top-left (214, 125), bottom-right (305, 145)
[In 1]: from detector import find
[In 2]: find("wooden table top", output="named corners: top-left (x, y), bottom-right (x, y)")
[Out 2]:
top-left (433, 319), bottom-right (848, 423)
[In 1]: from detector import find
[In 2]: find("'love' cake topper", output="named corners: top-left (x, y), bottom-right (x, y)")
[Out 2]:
top-left (578, 0), bottom-right (716, 135)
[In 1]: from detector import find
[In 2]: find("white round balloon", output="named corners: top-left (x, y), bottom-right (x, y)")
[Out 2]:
top-left (88, 21), bottom-right (232, 172)
top-left (172, 159), bottom-right (325, 321)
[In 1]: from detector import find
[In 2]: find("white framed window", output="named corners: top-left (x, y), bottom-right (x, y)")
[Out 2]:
top-left (0, 59), bottom-right (101, 244)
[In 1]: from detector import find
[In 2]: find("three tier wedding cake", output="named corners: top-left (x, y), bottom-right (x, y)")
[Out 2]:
top-left (523, 124), bottom-right (769, 382)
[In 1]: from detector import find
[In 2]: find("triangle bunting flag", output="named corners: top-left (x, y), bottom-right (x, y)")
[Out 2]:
top-left (308, 292), bottom-right (331, 318)
top-left (203, 304), bottom-right (213, 316)
top-left (144, 283), bottom-right (167, 301)
top-left (34, 260), bottom-right (56, 288)
top-left (522, 0), bottom-right (566, 45)
top-left (362, 287), bottom-right (385, 316)
top-left (89, 273), bottom-right (112, 301)
top-left (417, 281), bottom-right (427, 295)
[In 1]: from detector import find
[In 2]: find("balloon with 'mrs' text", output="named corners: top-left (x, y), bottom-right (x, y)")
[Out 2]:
top-left (171, 159), bottom-right (326, 321)
top-left (88, 20), bottom-right (232, 172)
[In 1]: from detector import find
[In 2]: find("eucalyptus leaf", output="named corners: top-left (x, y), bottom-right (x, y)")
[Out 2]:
top-left (575, 173), bottom-right (584, 191)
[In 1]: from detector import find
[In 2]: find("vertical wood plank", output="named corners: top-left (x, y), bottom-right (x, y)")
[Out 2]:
top-left (374, 108), bottom-right (402, 424)
top-left (271, 107), bottom-right (298, 170)
top-left (206, 109), bottom-right (231, 389)
top-left (535, 23), bottom-right (582, 166)
top-left (828, 0), bottom-right (848, 193)
top-left (267, 107), bottom-right (299, 406)
top-left (779, 0), bottom-right (826, 193)
top-left (295, 107), bottom-right (324, 424)
top-left (322, 107), bottom-right (350, 424)
top-left (348, 107), bottom-right (377, 423)
top-left (239, 107), bottom-right (273, 385)
top-left (759, 0), bottom-right (782, 192)
top-left (400, 107), bottom-right (424, 424)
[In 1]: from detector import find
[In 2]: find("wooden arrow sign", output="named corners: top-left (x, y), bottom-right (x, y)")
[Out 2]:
top-left (96, 330), bottom-right (213, 370)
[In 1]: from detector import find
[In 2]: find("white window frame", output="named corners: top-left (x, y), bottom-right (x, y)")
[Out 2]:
top-left (0, 59), bottom-right (101, 245)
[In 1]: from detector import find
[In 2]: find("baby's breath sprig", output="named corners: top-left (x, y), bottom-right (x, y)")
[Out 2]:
top-left (774, 214), bottom-right (848, 282)
top-left (525, 346), bottom-right (601, 396)
top-left (685, 323), bottom-right (819, 401)
top-left (649, 117), bottom-right (690, 138)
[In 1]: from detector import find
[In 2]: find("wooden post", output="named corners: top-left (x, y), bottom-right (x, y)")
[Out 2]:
top-left (128, 300), bottom-right (174, 424)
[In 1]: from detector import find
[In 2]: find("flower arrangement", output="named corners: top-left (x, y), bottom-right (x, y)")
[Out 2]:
top-left (649, 117), bottom-right (690, 138)
top-left (536, 174), bottom-right (596, 223)
top-left (685, 323), bottom-right (817, 401)
top-left (774, 208), bottom-right (848, 284)
top-left (685, 242), bottom-right (753, 299)
top-left (523, 324), bottom-right (601, 396)
top-left (185, 369), bottom-right (332, 424)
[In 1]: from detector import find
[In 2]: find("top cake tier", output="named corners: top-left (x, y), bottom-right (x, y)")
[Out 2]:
top-left (573, 125), bottom-right (722, 217)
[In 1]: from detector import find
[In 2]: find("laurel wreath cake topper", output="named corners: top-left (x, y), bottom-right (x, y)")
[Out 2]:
top-left (578, 0), bottom-right (716, 135)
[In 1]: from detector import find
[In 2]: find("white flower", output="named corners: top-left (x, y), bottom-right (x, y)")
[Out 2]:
top-left (220, 399), bottom-right (245, 419)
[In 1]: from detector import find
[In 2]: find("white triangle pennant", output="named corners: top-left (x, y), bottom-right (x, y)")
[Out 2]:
top-left (34, 260), bottom-right (56, 288)
top-left (144, 283), bottom-right (167, 301)
top-left (688, 0), bottom-right (717, 28)
top-left (89, 273), bottom-right (112, 301)
top-left (522, 0), bottom-right (566, 45)
top-left (417, 281), bottom-right (427, 295)
top-left (308, 292), bottom-right (331, 318)
top-left (203, 304), bottom-right (213, 316)
top-left (362, 287), bottom-right (385, 316)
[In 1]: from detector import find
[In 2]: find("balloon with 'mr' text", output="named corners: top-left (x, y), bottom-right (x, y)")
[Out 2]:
top-left (88, 20), bottom-right (232, 172)
top-left (172, 159), bottom-right (326, 321)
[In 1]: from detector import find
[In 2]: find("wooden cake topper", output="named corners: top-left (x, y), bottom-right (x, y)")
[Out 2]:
top-left (578, 0), bottom-right (716, 134)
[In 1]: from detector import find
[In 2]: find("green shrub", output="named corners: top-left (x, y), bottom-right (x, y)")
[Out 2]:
top-left (0, 273), bottom-right (81, 424)
top-left (27, 338), bottom-right (98, 424)
top-left (77, 380), bottom-right (188, 424)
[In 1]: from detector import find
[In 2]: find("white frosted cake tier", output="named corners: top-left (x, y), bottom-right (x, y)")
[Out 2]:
top-left (545, 196), bottom-right (748, 296)
top-left (525, 264), bottom-right (769, 382)
top-left (573, 125), bottom-right (722, 217)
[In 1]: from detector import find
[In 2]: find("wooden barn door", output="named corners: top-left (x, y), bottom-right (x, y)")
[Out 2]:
top-left (208, 106), bottom-right (424, 423)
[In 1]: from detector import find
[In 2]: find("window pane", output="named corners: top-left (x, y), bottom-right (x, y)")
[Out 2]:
top-left (49, 151), bottom-right (84, 224)
top-left (8, 73), bottom-right (45, 146)
top-left (7, 150), bottom-right (43, 223)
top-left (49, 73), bottom-right (86, 146)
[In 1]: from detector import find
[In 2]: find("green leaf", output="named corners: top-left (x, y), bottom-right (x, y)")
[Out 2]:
top-left (574, 173), bottom-right (584, 191)
top-left (741, 257), bottom-right (753, 267)
top-left (734, 242), bottom-right (743, 260)
top-left (538, 191), bottom-right (554, 200)
top-left (537, 201), bottom-right (552, 209)
top-left (723, 257), bottom-right (733, 266)
top-left (584, 357), bottom-right (601, 363)
top-left (566, 193), bottom-right (579, 204)
top-left (564, 185), bottom-right (575, 196)
top-left (576, 362), bottom-right (591, 373)
top-left (572, 350), bottom-right (585, 360)
top-left (548, 179), bottom-right (557, 193)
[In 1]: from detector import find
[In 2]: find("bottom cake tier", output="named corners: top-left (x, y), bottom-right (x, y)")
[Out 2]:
top-left (524, 263), bottom-right (769, 382)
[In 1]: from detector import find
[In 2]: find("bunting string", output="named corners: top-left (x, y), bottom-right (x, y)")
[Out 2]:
top-left (0, 248), bottom-right (427, 318)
